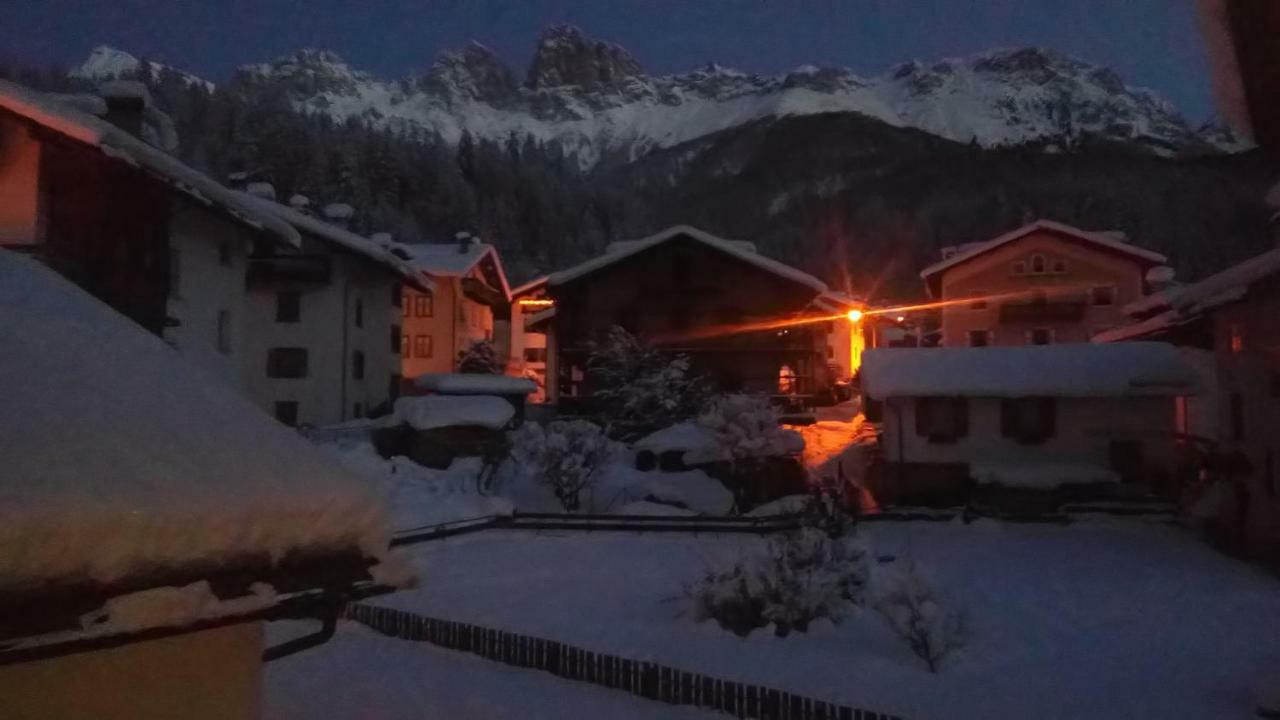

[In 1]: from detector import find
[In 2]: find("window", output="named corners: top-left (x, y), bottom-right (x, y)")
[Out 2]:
top-left (352, 402), bottom-right (364, 419)
top-left (1030, 254), bottom-right (1046, 274)
top-left (274, 401), bottom-right (299, 427)
top-left (967, 330), bottom-right (991, 347)
top-left (1001, 398), bottom-right (1056, 444)
top-left (915, 397), bottom-right (968, 443)
top-left (168, 247), bottom-right (182, 299)
top-left (266, 348), bottom-right (308, 378)
top-left (354, 297), bottom-right (364, 328)
top-left (1230, 323), bottom-right (1244, 353)
top-left (1271, 371), bottom-right (1280, 398)
top-left (414, 334), bottom-right (432, 358)
top-left (414, 293), bottom-right (433, 318)
top-left (1051, 259), bottom-right (1067, 274)
top-left (401, 291), bottom-right (411, 317)
top-left (216, 309), bottom-right (232, 354)
top-left (524, 347), bottom-right (547, 363)
top-left (1091, 286), bottom-right (1115, 306)
top-left (1230, 392), bottom-right (1245, 441)
top-left (391, 325), bottom-right (401, 354)
top-left (352, 350), bottom-right (365, 380)
top-left (1028, 328), bottom-right (1053, 345)
top-left (276, 291), bottom-right (300, 323)
top-left (218, 238), bottom-right (233, 266)
top-left (401, 334), bottom-right (411, 359)
top-left (1012, 261), bottom-right (1027, 275)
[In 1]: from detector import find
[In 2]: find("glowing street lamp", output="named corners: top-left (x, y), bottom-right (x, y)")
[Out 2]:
top-left (846, 309), bottom-right (863, 323)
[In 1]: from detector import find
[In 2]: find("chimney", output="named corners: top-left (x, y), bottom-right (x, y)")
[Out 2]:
top-left (98, 81), bottom-right (150, 138)
top-left (455, 230), bottom-right (476, 253)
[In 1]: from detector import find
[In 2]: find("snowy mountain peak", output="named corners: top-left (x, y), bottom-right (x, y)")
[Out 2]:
top-left (526, 24), bottom-right (646, 91)
top-left (424, 41), bottom-right (519, 104)
top-left (70, 45), bottom-right (214, 92)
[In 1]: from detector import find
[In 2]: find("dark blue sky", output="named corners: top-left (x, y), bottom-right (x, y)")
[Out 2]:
top-left (7, 0), bottom-right (1219, 121)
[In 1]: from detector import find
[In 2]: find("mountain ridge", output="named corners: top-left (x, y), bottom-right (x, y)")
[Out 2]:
top-left (70, 26), bottom-right (1250, 169)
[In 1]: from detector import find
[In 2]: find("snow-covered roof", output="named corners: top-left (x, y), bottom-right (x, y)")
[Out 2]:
top-left (862, 342), bottom-right (1198, 398)
top-left (236, 192), bottom-right (428, 288)
top-left (413, 373), bottom-right (537, 396)
top-left (1095, 247), bottom-right (1280, 343)
top-left (0, 80), bottom-right (299, 248)
top-left (919, 220), bottom-right (1167, 283)
top-left (0, 252), bottom-right (395, 625)
top-left (549, 225), bottom-right (829, 294)
top-left (405, 241), bottom-right (511, 297)
top-left (392, 395), bottom-right (515, 431)
top-left (510, 275), bottom-right (549, 298)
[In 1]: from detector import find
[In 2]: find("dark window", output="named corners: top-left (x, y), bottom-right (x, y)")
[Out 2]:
top-left (267, 348), bottom-right (308, 378)
top-left (352, 402), bottom-right (363, 418)
top-left (218, 239), bottom-right (233, 267)
top-left (391, 282), bottom-right (402, 308)
top-left (354, 297), bottom-right (364, 328)
top-left (1230, 392), bottom-right (1245, 441)
top-left (1052, 260), bottom-right (1067, 274)
top-left (389, 374), bottom-right (402, 401)
top-left (401, 334), bottom-right (411, 359)
top-left (415, 293), bottom-right (433, 318)
top-left (1271, 371), bottom-right (1280, 398)
top-left (1030, 254), bottom-right (1046, 274)
top-left (276, 291), bottom-right (300, 323)
top-left (352, 350), bottom-right (365, 380)
top-left (391, 325), bottom-right (401, 354)
top-left (524, 347), bottom-right (547, 363)
top-left (414, 334), bottom-right (432, 359)
top-left (216, 309), bottom-right (232, 354)
top-left (1001, 398), bottom-right (1056, 444)
top-left (274, 401), bottom-right (299, 426)
top-left (1091, 286), bottom-right (1115, 306)
top-left (968, 330), bottom-right (990, 347)
top-left (1028, 329), bottom-right (1052, 345)
top-left (915, 397), bottom-right (969, 443)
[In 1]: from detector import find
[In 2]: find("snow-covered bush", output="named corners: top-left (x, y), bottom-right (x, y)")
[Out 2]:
top-left (511, 420), bottom-right (613, 512)
top-left (690, 393), bottom-right (802, 465)
top-left (688, 525), bottom-right (869, 637)
top-left (877, 565), bottom-right (967, 673)
top-left (585, 326), bottom-right (711, 440)
top-left (457, 339), bottom-right (503, 374)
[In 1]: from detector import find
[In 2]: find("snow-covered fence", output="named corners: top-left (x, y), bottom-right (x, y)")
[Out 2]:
top-left (345, 602), bottom-right (904, 720)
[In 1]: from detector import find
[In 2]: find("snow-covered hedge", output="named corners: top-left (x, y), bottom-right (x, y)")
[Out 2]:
top-left (511, 420), bottom-right (614, 512)
top-left (689, 393), bottom-right (804, 465)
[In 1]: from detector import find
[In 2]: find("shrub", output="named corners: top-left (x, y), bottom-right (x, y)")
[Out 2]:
top-left (688, 521), bottom-right (868, 637)
top-left (876, 565), bottom-right (967, 673)
top-left (691, 393), bottom-right (800, 465)
top-left (457, 339), bottom-right (503, 374)
top-left (510, 420), bottom-right (612, 512)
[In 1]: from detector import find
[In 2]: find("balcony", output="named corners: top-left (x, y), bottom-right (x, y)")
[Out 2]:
top-left (247, 254), bottom-right (331, 287)
top-left (998, 298), bottom-right (1086, 324)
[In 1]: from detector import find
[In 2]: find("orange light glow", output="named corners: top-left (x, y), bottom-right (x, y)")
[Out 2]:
top-left (846, 309), bottom-right (864, 322)
top-left (652, 312), bottom-right (847, 345)
top-left (863, 285), bottom-right (1094, 318)
top-left (895, 315), bottom-right (905, 323)
top-left (518, 299), bottom-right (555, 307)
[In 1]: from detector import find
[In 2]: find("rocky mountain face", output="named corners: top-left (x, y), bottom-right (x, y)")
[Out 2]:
top-left (73, 26), bottom-right (1249, 169)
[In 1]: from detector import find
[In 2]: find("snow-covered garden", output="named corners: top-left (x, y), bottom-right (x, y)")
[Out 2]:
top-left (275, 519), bottom-right (1280, 719)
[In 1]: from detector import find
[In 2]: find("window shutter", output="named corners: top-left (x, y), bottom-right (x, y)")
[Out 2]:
top-left (953, 398), bottom-right (969, 438)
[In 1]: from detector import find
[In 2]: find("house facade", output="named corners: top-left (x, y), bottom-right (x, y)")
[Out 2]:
top-left (921, 220), bottom-right (1170, 347)
top-left (510, 276), bottom-right (553, 402)
top-left (0, 80), bottom-right (298, 393)
top-left (536, 225), bottom-right (837, 405)
top-left (862, 343), bottom-right (1198, 503)
top-left (400, 236), bottom-right (511, 380)
top-left (239, 196), bottom-right (425, 427)
top-left (1096, 245), bottom-right (1280, 560)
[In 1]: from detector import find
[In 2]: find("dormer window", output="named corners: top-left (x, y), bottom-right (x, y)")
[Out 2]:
top-left (1030, 254), bottom-right (1046, 274)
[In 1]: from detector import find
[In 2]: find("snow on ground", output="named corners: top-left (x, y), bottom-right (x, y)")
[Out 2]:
top-left (264, 622), bottom-right (719, 720)
top-left (374, 520), bottom-right (1280, 720)
top-left (971, 461), bottom-right (1119, 489)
